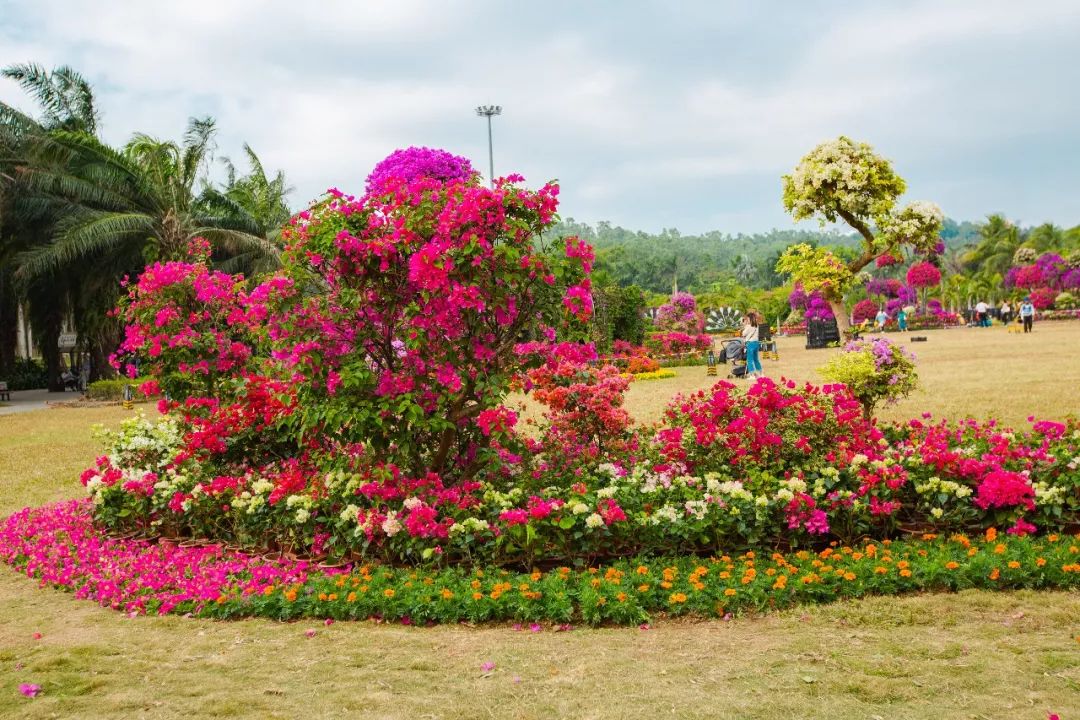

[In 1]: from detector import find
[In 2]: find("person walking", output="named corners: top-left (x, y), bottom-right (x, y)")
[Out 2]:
top-left (1000, 300), bottom-right (1012, 326)
top-left (741, 311), bottom-right (762, 378)
top-left (897, 306), bottom-right (908, 332)
top-left (974, 300), bottom-right (989, 328)
top-left (1020, 296), bottom-right (1035, 333)
top-left (875, 307), bottom-right (888, 332)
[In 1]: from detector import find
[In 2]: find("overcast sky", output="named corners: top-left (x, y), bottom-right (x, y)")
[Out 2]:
top-left (2, 0), bottom-right (1078, 234)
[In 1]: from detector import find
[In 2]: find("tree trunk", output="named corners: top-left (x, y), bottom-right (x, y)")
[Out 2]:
top-left (829, 299), bottom-right (851, 334)
top-left (41, 308), bottom-right (64, 392)
top-left (0, 269), bottom-right (17, 379)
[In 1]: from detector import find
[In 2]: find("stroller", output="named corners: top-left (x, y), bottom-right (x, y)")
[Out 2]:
top-left (720, 338), bottom-right (748, 378)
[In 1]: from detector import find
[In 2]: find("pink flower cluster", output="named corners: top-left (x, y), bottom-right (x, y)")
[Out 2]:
top-left (1, 500), bottom-right (310, 616)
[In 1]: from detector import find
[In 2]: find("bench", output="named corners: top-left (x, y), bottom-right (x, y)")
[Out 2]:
top-left (0, 381), bottom-right (9, 402)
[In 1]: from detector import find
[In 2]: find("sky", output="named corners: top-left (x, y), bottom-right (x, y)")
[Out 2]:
top-left (1, 0), bottom-right (1079, 235)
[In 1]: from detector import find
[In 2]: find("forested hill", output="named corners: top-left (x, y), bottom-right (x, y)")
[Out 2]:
top-left (548, 218), bottom-right (981, 294)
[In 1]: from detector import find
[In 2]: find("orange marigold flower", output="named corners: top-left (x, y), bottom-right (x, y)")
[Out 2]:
top-left (669, 593), bottom-right (687, 604)
top-left (328, 593), bottom-right (338, 601)
top-left (616, 592), bottom-right (628, 602)
top-left (591, 578), bottom-right (601, 589)
top-left (472, 592), bottom-right (483, 600)
top-left (1007, 561), bottom-right (1020, 569)
top-left (1047, 534), bottom-right (1059, 542)
top-left (596, 597), bottom-right (607, 605)
top-left (637, 565), bottom-right (650, 575)
top-left (994, 543), bottom-right (1006, 555)
top-left (347, 592), bottom-right (357, 602)
top-left (874, 566), bottom-right (888, 574)
top-left (724, 588), bottom-right (737, 597)
top-left (719, 571), bottom-right (731, 580)
top-left (899, 569), bottom-right (912, 578)
top-left (843, 572), bottom-right (856, 581)
top-left (967, 547), bottom-right (978, 557)
top-left (660, 581), bottom-right (673, 589)
top-left (1036, 557), bottom-right (1046, 567)
top-left (638, 584), bottom-right (650, 592)
top-left (989, 568), bottom-right (1000, 581)
top-left (945, 561), bottom-right (960, 570)
top-left (441, 588), bottom-right (454, 599)
top-left (384, 588), bottom-right (396, 598)
top-left (318, 592), bottom-right (328, 602)
top-left (921, 533), bottom-right (937, 541)
top-left (985, 527), bottom-right (997, 542)
top-left (531, 571), bottom-right (542, 582)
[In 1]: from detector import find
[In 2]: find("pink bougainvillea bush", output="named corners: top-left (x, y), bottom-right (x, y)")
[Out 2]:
top-left (653, 292), bottom-right (704, 334)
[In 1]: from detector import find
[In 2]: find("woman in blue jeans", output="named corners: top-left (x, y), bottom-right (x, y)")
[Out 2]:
top-left (741, 312), bottom-right (762, 378)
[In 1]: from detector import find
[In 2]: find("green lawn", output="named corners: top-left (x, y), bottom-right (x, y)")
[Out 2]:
top-left (1, 324), bottom-right (1079, 719)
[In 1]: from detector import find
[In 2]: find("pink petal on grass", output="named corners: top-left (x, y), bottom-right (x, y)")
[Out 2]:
top-left (481, 661), bottom-right (495, 673)
top-left (19, 683), bottom-right (41, 698)
top-left (304, 628), bottom-right (316, 638)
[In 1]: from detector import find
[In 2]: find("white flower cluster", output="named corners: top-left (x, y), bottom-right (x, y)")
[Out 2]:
top-left (783, 137), bottom-right (901, 222)
top-left (913, 476), bottom-right (973, 499)
top-left (881, 201), bottom-right (944, 251)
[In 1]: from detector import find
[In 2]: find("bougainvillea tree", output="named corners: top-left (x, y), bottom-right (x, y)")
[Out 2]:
top-left (777, 137), bottom-right (944, 330)
top-left (654, 292), bottom-right (704, 334)
top-left (111, 147), bottom-right (596, 493)
top-left (906, 260), bottom-right (942, 312)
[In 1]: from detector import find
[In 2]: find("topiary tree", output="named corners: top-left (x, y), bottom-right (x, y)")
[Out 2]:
top-left (906, 261), bottom-right (941, 312)
top-left (819, 337), bottom-right (918, 419)
top-left (778, 137), bottom-right (944, 331)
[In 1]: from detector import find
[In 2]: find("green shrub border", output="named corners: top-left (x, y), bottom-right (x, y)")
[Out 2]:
top-left (200, 531), bottom-right (1079, 625)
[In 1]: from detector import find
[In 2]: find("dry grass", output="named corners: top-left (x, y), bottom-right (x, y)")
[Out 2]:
top-left (513, 321), bottom-right (1080, 430)
top-left (2, 326), bottom-right (1080, 719)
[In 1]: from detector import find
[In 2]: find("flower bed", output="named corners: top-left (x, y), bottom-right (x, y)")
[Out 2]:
top-left (623, 369), bottom-right (676, 381)
top-left (79, 380), bottom-right (1079, 569)
top-left (3, 500), bottom-right (1076, 624)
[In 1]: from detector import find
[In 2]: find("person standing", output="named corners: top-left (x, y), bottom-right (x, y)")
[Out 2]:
top-left (974, 300), bottom-right (989, 327)
top-left (1000, 300), bottom-right (1012, 326)
top-left (897, 307), bottom-right (908, 332)
top-left (1020, 297), bottom-right (1035, 333)
top-left (741, 312), bottom-right (762, 378)
top-left (875, 307), bottom-right (888, 332)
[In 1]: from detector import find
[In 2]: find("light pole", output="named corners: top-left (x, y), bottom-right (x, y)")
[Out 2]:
top-left (475, 105), bottom-right (501, 186)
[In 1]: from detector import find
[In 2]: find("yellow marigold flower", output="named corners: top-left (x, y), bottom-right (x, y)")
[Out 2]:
top-left (724, 588), bottom-right (737, 597)
top-left (263, 586), bottom-right (275, 596)
top-left (638, 583), bottom-right (650, 592)
top-left (590, 578), bottom-right (601, 589)
top-left (669, 592), bottom-right (687, 604)
top-left (1007, 561), bottom-right (1020, 569)
top-left (347, 592), bottom-right (357, 602)
top-left (660, 581), bottom-right (673, 589)
top-left (765, 568), bottom-right (776, 577)
top-left (719, 571), bottom-right (731, 580)
top-left (596, 597), bottom-right (607, 606)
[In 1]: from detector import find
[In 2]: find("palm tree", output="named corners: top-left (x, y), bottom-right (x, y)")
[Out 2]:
top-left (1, 63), bottom-right (100, 387)
top-left (15, 117), bottom-right (281, 277)
top-left (199, 143), bottom-right (292, 275)
top-left (963, 214), bottom-right (1020, 276)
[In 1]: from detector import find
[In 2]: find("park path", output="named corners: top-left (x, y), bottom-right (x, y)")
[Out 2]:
top-left (0, 389), bottom-right (80, 416)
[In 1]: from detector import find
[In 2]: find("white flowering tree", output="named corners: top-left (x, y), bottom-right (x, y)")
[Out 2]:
top-left (778, 136), bottom-right (944, 331)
